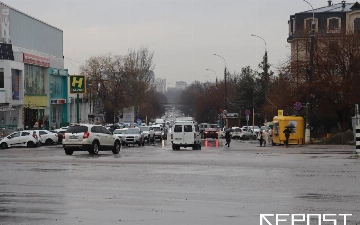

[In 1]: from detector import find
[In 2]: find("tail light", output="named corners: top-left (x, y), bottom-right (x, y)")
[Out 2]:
top-left (33, 134), bottom-right (36, 139)
top-left (194, 133), bottom-right (196, 138)
top-left (83, 131), bottom-right (90, 139)
top-left (215, 131), bottom-right (218, 134)
top-left (62, 133), bottom-right (65, 139)
top-left (204, 131), bottom-right (208, 134)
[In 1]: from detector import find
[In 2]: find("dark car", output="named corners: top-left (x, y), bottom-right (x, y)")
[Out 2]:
top-left (203, 128), bottom-right (218, 139)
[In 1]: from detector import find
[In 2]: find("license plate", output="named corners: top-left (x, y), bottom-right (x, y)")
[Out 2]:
top-left (175, 138), bottom-right (181, 140)
top-left (69, 136), bottom-right (78, 139)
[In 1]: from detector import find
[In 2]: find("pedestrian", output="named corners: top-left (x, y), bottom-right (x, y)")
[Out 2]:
top-left (257, 130), bottom-right (263, 146)
top-left (262, 129), bottom-right (269, 147)
top-left (225, 130), bottom-right (231, 147)
top-left (283, 127), bottom-right (291, 147)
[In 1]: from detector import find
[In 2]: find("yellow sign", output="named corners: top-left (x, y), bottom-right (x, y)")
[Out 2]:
top-left (278, 110), bottom-right (283, 116)
top-left (70, 75), bottom-right (86, 94)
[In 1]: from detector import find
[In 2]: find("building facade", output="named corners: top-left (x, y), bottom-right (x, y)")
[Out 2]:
top-left (0, 1), bottom-right (68, 131)
top-left (288, 1), bottom-right (360, 61)
top-left (155, 78), bottom-right (166, 93)
top-left (175, 81), bottom-right (187, 90)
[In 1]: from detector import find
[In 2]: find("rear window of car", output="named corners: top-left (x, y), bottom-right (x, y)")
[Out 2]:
top-left (184, 125), bottom-right (192, 132)
top-left (174, 125), bottom-right (182, 132)
top-left (66, 126), bottom-right (88, 133)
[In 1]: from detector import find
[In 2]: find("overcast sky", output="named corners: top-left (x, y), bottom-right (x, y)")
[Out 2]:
top-left (5, 0), bottom-right (329, 87)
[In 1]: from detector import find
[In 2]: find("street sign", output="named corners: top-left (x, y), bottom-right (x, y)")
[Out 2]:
top-left (70, 75), bottom-right (86, 94)
top-left (245, 110), bottom-right (251, 116)
top-left (278, 110), bottom-right (283, 116)
top-left (246, 115), bottom-right (249, 121)
top-left (294, 102), bottom-right (302, 110)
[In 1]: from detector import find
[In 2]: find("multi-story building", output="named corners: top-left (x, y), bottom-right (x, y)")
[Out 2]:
top-left (0, 2), bottom-right (69, 131)
top-left (155, 78), bottom-right (166, 93)
top-left (288, 0), bottom-right (360, 61)
top-left (175, 81), bottom-right (187, 90)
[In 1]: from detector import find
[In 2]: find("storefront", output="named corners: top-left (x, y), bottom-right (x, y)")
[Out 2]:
top-left (49, 68), bottom-right (69, 129)
top-left (23, 53), bottom-right (49, 129)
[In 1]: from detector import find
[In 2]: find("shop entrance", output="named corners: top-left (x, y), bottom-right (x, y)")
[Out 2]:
top-left (24, 108), bottom-right (44, 129)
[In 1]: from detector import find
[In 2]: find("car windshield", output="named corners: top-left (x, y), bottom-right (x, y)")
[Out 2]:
top-left (152, 127), bottom-right (161, 131)
top-left (126, 129), bottom-right (140, 134)
top-left (113, 129), bottom-right (127, 134)
top-left (140, 127), bottom-right (149, 132)
top-left (66, 126), bottom-right (88, 133)
top-left (234, 128), bottom-right (241, 132)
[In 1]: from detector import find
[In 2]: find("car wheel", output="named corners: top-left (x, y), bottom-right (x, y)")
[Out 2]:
top-left (112, 141), bottom-right (121, 154)
top-left (142, 141), bottom-right (145, 146)
top-left (45, 139), bottom-right (53, 145)
top-left (90, 141), bottom-right (99, 154)
top-left (172, 144), bottom-right (178, 150)
top-left (138, 141), bottom-right (141, 146)
top-left (1, 142), bottom-right (8, 149)
top-left (27, 141), bottom-right (35, 148)
top-left (192, 145), bottom-right (197, 150)
top-left (65, 149), bottom-right (74, 155)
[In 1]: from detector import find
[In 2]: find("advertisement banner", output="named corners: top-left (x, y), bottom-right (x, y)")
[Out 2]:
top-left (69, 75), bottom-right (86, 94)
top-left (122, 106), bottom-right (134, 124)
top-left (11, 69), bottom-right (19, 100)
top-left (0, 5), bottom-right (10, 43)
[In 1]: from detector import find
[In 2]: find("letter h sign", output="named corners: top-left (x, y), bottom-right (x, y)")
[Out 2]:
top-left (70, 75), bottom-right (86, 94)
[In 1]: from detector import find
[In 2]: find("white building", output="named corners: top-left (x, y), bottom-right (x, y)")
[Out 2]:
top-left (155, 78), bottom-right (166, 93)
top-left (175, 81), bottom-right (187, 90)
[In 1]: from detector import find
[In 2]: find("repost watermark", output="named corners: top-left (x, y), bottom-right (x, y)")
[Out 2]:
top-left (260, 214), bottom-right (352, 225)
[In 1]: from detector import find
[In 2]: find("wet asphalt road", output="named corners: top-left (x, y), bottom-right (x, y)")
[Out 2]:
top-left (0, 138), bottom-right (359, 225)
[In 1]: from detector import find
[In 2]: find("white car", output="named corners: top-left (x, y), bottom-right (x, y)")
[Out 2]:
top-left (139, 126), bottom-right (150, 142)
top-left (62, 124), bottom-right (121, 155)
top-left (32, 130), bottom-right (58, 145)
top-left (112, 128), bottom-right (128, 143)
top-left (0, 131), bottom-right (40, 149)
top-left (54, 126), bottom-right (68, 133)
top-left (121, 128), bottom-right (145, 146)
top-left (232, 128), bottom-right (256, 140)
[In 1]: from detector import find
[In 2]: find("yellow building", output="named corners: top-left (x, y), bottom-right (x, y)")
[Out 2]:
top-left (272, 116), bottom-right (305, 146)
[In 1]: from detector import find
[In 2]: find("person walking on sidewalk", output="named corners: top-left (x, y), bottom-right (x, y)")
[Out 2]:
top-left (262, 129), bottom-right (269, 147)
top-left (257, 130), bottom-right (263, 147)
top-left (283, 127), bottom-right (291, 147)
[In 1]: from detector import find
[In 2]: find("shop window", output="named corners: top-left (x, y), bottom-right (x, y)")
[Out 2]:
top-left (0, 68), bottom-right (4, 88)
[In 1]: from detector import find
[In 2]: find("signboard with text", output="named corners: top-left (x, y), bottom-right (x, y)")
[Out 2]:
top-left (70, 75), bottom-right (86, 94)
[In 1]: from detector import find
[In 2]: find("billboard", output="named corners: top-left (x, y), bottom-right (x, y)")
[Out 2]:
top-left (122, 106), bottom-right (134, 124)
top-left (0, 5), bottom-right (10, 43)
top-left (70, 75), bottom-right (86, 94)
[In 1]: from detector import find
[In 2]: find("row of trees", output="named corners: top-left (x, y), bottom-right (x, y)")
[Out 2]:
top-left (179, 33), bottom-right (360, 137)
top-left (80, 47), bottom-right (167, 123)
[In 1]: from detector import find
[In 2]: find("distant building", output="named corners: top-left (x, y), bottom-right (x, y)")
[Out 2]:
top-left (175, 81), bottom-right (187, 90)
top-left (155, 78), bottom-right (166, 93)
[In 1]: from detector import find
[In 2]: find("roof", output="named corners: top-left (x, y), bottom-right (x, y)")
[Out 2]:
top-left (298, 2), bottom-right (357, 14)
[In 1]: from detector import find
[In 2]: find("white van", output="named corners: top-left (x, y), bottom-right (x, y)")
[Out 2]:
top-left (171, 119), bottom-right (201, 150)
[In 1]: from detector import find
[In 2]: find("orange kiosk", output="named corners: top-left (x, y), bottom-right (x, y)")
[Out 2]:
top-left (272, 110), bottom-right (305, 146)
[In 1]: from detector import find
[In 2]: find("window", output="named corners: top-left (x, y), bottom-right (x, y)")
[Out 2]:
top-left (66, 126), bottom-right (88, 133)
top-left (21, 132), bottom-right (30, 136)
top-left (329, 18), bottom-right (339, 31)
top-left (174, 125), bottom-right (182, 132)
top-left (184, 125), bottom-right (192, 132)
top-left (354, 18), bottom-right (360, 33)
top-left (39, 131), bottom-right (48, 135)
top-left (0, 68), bottom-right (4, 88)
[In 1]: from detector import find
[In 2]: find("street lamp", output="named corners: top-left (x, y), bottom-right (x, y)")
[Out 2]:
top-left (206, 69), bottom-right (218, 84)
top-left (213, 54), bottom-right (227, 110)
top-left (251, 34), bottom-right (268, 86)
top-left (302, 0), bottom-right (315, 144)
top-left (251, 34), bottom-right (268, 126)
top-left (213, 54), bottom-right (227, 128)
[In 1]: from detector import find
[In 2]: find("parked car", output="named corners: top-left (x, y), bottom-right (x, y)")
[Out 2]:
top-left (0, 130), bottom-right (40, 149)
top-left (62, 124), bottom-right (121, 155)
top-left (203, 128), bottom-right (218, 139)
top-left (32, 130), bottom-right (58, 145)
top-left (232, 128), bottom-right (256, 140)
top-left (121, 128), bottom-right (145, 146)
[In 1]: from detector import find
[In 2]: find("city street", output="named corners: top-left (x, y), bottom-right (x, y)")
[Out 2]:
top-left (0, 139), bottom-right (359, 225)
